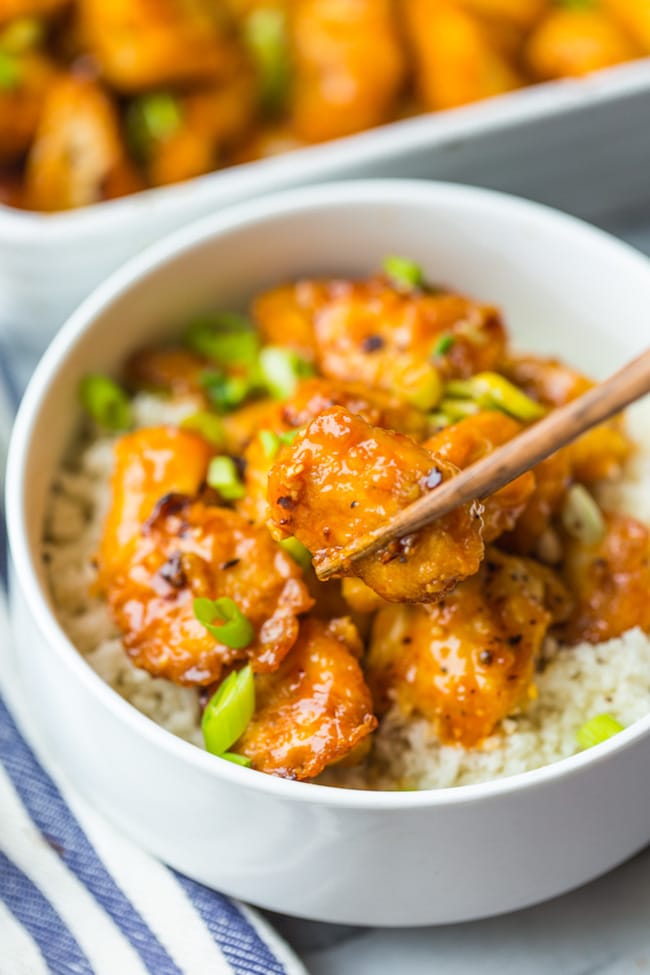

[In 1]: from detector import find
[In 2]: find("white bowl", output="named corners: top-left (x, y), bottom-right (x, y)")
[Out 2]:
top-left (6, 180), bottom-right (650, 926)
top-left (3, 59), bottom-right (650, 347)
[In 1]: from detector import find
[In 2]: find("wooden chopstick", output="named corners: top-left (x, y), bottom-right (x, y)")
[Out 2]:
top-left (317, 346), bottom-right (650, 581)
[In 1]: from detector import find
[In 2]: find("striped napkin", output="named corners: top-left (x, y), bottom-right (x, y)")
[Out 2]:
top-left (0, 337), bottom-right (306, 975)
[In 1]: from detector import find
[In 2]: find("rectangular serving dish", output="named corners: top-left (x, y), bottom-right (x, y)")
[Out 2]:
top-left (2, 58), bottom-right (650, 347)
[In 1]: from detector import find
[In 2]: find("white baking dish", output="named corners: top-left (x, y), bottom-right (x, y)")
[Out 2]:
top-left (6, 179), bottom-right (650, 925)
top-left (2, 59), bottom-right (650, 347)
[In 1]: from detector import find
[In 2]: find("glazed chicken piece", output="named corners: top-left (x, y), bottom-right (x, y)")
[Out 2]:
top-left (0, 0), bottom-right (69, 24)
top-left (125, 346), bottom-right (209, 398)
top-left (238, 376), bottom-right (428, 524)
top-left (503, 354), bottom-right (631, 483)
top-left (136, 69), bottom-right (257, 187)
top-left (97, 426), bottom-right (213, 587)
top-left (526, 8), bottom-right (637, 80)
top-left (267, 406), bottom-right (485, 602)
top-left (503, 448), bottom-right (571, 559)
top-left (425, 411), bottom-right (536, 543)
top-left (252, 280), bottom-right (331, 363)
top-left (281, 377), bottom-right (428, 440)
top-left (457, 0), bottom-right (548, 30)
top-left (288, 0), bottom-right (406, 143)
top-left (237, 617), bottom-right (376, 779)
top-left (561, 513), bottom-right (650, 645)
top-left (78, 0), bottom-right (238, 92)
top-left (0, 53), bottom-right (56, 164)
top-left (313, 277), bottom-right (507, 409)
top-left (23, 74), bottom-right (143, 211)
top-left (106, 496), bottom-right (313, 685)
top-left (405, 1), bottom-right (522, 111)
top-left (366, 548), bottom-right (571, 747)
top-left (603, 0), bottom-right (650, 52)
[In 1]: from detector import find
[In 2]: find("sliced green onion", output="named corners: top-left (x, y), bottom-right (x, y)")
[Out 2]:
top-left (201, 663), bottom-right (255, 755)
top-left (0, 17), bottom-right (43, 54)
top-left (432, 333), bottom-right (455, 357)
top-left (382, 255), bottom-right (424, 291)
top-left (259, 346), bottom-right (314, 400)
top-left (576, 713), bottom-right (624, 750)
top-left (201, 370), bottom-right (253, 411)
top-left (243, 7), bottom-right (291, 115)
top-left (259, 427), bottom-right (302, 460)
top-left (259, 429), bottom-right (281, 459)
top-left (207, 456), bottom-right (246, 500)
top-left (400, 368), bottom-right (442, 412)
top-left (0, 50), bottom-right (21, 91)
top-left (79, 374), bottom-right (133, 432)
top-left (194, 597), bottom-right (255, 650)
top-left (561, 484), bottom-right (605, 545)
top-left (126, 92), bottom-right (182, 160)
top-left (439, 397), bottom-right (480, 422)
top-left (185, 313), bottom-right (258, 366)
top-left (427, 411), bottom-right (451, 431)
top-left (445, 372), bottom-right (545, 421)
top-left (180, 411), bottom-right (225, 447)
top-left (221, 751), bottom-right (252, 767)
top-left (279, 536), bottom-right (312, 571)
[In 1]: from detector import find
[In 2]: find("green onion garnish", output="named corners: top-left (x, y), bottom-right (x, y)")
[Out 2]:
top-left (259, 427), bottom-right (301, 459)
top-left (439, 397), bottom-right (480, 423)
top-left (243, 7), bottom-right (291, 115)
top-left (445, 372), bottom-right (545, 422)
top-left (561, 484), bottom-right (605, 546)
top-left (576, 714), bottom-right (624, 750)
top-left (201, 663), bottom-right (255, 756)
top-left (383, 256), bottom-right (424, 291)
top-left (126, 92), bottom-right (182, 160)
top-left (207, 456), bottom-right (246, 500)
top-left (201, 370), bottom-right (252, 411)
top-left (279, 536), bottom-right (312, 571)
top-left (0, 50), bottom-right (21, 91)
top-left (185, 313), bottom-right (259, 366)
top-left (194, 597), bottom-right (255, 650)
top-left (0, 17), bottom-right (43, 54)
top-left (259, 346), bottom-right (314, 400)
top-left (79, 374), bottom-right (133, 432)
top-left (433, 333), bottom-right (455, 357)
top-left (180, 411), bottom-right (225, 447)
top-left (221, 752), bottom-right (252, 767)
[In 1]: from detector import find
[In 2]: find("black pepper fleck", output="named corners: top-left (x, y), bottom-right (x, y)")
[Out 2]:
top-left (360, 335), bottom-right (385, 353)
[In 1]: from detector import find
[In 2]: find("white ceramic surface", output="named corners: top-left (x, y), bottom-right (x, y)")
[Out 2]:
top-left (2, 59), bottom-right (650, 343)
top-left (6, 180), bottom-right (650, 926)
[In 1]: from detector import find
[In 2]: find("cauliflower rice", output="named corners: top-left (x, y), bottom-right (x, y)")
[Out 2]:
top-left (43, 393), bottom-right (650, 790)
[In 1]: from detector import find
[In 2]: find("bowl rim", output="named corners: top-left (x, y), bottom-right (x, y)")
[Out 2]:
top-left (8, 177), bottom-right (650, 811)
top-left (1, 59), bottom-right (650, 238)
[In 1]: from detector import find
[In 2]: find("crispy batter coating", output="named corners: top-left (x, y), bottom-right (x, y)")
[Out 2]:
top-left (425, 411), bottom-right (535, 542)
top-left (503, 354), bottom-right (631, 482)
top-left (238, 377), bottom-right (428, 524)
top-left (78, 0), bottom-right (238, 91)
top-left (237, 617), bottom-right (377, 778)
top-left (0, 53), bottom-right (56, 164)
top-left (107, 497), bottom-right (313, 685)
top-left (267, 406), bottom-right (484, 602)
top-left (313, 278), bottom-right (506, 406)
top-left (97, 426), bottom-right (213, 587)
top-left (289, 0), bottom-right (405, 143)
top-left (405, 1), bottom-right (522, 111)
top-left (23, 74), bottom-right (142, 211)
top-left (367, 548), bottom-right (570, 746)
top-left (502, 448), bottom-right (571, 557)
top-left (561, 513), bottom-right (650, 645)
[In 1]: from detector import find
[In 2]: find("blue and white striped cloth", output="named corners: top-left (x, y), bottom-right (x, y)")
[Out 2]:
top-left (0, 338), bottom-right (306, 975)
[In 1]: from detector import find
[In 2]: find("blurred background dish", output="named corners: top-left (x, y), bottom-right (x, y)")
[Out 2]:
top-left (1, 1), bottom-right (650, 341)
